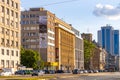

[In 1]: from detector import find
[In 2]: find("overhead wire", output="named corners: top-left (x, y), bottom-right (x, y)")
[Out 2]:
top-left (40, 0), bottom-right (80, 7)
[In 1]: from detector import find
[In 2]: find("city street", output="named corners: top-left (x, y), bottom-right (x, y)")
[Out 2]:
top-left (50, 72), bottom-right (120, 80)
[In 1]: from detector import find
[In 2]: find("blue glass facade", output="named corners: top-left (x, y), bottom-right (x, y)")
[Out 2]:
top-left (98, 26), bottom-right (119, 55)
top-left (102, 29), bottom-right (105, 48)
top-left (106, 29), bottom-right (110, 53)
top-left (113, 30), bottom-right (119, 55)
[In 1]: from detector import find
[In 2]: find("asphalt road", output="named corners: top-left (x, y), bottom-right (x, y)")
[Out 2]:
top-left (50, 72), bottom-right (120, 80)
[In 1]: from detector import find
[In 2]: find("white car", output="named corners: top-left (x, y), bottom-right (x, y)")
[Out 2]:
top-left (32, 70), bottom-right (45, 76)
top-left (0, 71), bottom-right (12, 76)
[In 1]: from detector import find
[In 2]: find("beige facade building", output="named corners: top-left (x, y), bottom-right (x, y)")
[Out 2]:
top-left (91, 46), bottom-right (106, 70)
top-left (21, 8), bottom-right (76, 70)
top-left (55, 19), bottom-right (75, 71)
top-left (72, 28), bottom-right (84, 70)
top-left (0, 0), bottom-right (21, 71)
top-left (21, 8), bottom-right (56, 69)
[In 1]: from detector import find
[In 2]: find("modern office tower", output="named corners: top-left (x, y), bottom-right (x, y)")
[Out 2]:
top-left (98, 24), bottom-right (120, 71)
top-left (21, 8), bottom-right (75, 70)
top-left (98, 25), bottom-right (119, 56)
top-left (113, 30), bottom-right (119, 56)
top-left (72, 27), bottom-right (84, 70)
top-left (98, 26), bottom-right (113, 54)
top-left (0, 0), bottom-right (20, 71)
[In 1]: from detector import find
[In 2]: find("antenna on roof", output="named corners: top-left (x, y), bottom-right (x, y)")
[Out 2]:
top-left (106, 24), bottom-right (111, 26)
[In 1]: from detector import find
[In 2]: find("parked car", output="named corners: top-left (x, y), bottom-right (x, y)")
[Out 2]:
top-left (72, 69), bottom-right (79, 74)
top-left (88, 70), bottom-right (93, 73)
top-left (0, 71), bottom-right (12, 76)
top-left (49, 70), bottom-right (55, 74)
top-left (93, 70), bottom-right (99, 73)
top-left (44, 70), bottom-right (50, 74)
top-left (15, 70), bottom-right (26, 75)
top-left (55, 70), bottom-right (64, 73)
top-left (83, 70), bottom-right (88, 73)
top-left (79, 70), bottom-right (84, 74)
top-left (32, 70), bottom-right (44, 76)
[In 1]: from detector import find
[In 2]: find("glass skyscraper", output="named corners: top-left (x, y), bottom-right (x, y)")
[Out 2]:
top-left (98, 25), bottom-right (119, 56)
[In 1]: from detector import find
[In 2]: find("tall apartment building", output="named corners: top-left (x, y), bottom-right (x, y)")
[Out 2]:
top-left (21, 8), bottom-right (56, 69)
top-left (0, 0), bottom-right (20, 71)
top-left (72, 27), bottom-right (84, 70)
top-left (21, 8), bottom-right (76, 70)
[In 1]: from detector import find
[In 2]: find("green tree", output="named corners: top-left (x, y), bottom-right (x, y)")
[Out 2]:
top-left (84, 39), bottom-right (95, 69)
top-left (20, 48), bottom-right (44, 69)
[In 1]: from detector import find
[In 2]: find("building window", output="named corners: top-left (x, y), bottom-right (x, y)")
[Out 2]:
top-left (15, 3), bottom-right (18, 9)
top-left (1, 27), bottom-right (4, 34)
top-left (11, 10), bottom-right (14, 16)
top-left (16, 51), bottom-right (18, 57)
top-left (6, 39), bottom-right (10, 47)
top-left (1, 38), bottom-right (4, 45)
top-left (16, 32), bottom-right (18, 37)
top-left (2, 17), bottom-right (4, 23)
top-left (6, 29), bottom-right (10, 35)
top-left (1, 6), bottom-right (4, 12)
top-left (15, 12), bottom-right (18, 18)
top-left (11, 40), bottom-right (14, 46)
top-left (2, 0), bottom-right (4, 2)
top-left (1, 60), bottom-right (4, 68)
top-left (1, 49), bottom-right (4, 55)
top-left (11, 20), bottom-right (14, 26)
top-left (6, 60), bottom-right (9, 68)
top-left (11, 50), bottom-right (14, 56)
top-left (16, 42), bottom-right (18, 47)
top-left (6, 19), bottom-right (9, 25)
top-left (15, 22), bottom-right (18, 28)
top-left (11, 1), bottom-right (14, 7)
top-left (7, 0), bottom-right (9, 4)
top-left (7, 50), bottom-right (9, 55)
top-left (11, 30), bottom-right (14, 36)
top-left (11, 60), bottom-right (14, 68)
top-left (6, 8), bottom-right (9, 15)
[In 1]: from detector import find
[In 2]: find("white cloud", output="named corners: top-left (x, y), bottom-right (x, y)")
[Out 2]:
top-left (20, 6), bottom-right (25, 11)
top-left (93, 4), bottom-right (120, 20)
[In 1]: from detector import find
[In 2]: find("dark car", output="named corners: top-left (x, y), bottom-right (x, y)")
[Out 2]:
top-left (15, 70), bottom-right (26, 75)
top-left (72, 69), bottom-right (79, 74)
top-left (55, 70), bottom-right (64, 73)
top-left (44, 70), bottom-right (50, 74)
top-left (49, 70), bottom-right (55, 74)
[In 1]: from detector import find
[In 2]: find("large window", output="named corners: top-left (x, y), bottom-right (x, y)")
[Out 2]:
top-left (11, 50), bottom-right (14, 56)
top-left (7, 50), bottom-right (9, 55)
top-left (1, 6), bottom-right (4, 12)
top-left (1, 60), bottom-right (4, 68)
top-left (1, 49), bottom-right (4, 55)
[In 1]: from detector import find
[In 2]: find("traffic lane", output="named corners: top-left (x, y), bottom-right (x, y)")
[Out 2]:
top-left (50, 72), bottom-right (120, 80)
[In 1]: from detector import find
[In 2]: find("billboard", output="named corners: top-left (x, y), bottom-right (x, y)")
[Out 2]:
top-left (39, 16), bottom-right (47, 25)
top-left (39, 16), bottom-right (47, 48)
top-left (39, 33), bottom-right (47, 48)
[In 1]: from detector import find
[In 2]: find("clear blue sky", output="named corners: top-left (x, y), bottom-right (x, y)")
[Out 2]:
top-left (21, 0), bottom-right (120, 41)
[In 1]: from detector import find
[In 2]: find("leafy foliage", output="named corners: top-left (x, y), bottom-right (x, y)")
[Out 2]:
top-left (84, 39), bottom-right (95, 69)
top-left (20, 47), bottom-right (44, 69)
